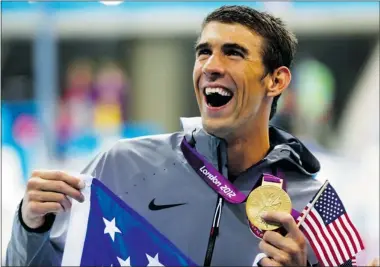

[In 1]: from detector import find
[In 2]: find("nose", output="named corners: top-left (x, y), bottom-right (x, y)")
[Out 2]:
top-left (202, 54), bottom-right (225, 80)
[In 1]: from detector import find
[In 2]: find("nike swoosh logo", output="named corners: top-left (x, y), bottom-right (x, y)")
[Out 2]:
top-left (148, 198), bottom-right (187, 211)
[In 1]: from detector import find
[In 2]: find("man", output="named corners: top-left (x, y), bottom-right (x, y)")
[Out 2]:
top-left (4, 5), bottom-right (359, 266)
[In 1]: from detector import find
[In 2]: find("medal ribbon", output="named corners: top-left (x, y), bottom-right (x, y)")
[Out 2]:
top-left (181, 137), bottom-right (246, 204)
top-left (181, 137), bottom-right (300, 218)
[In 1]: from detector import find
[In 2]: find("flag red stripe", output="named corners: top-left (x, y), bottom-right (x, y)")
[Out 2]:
top-left (304, 215), bottom-right (334, 266)
top-left (332, 219), bottom-right (352, 258)
top-left (300, 224), bottom-right (326, 267)
top-left (329, 222), bottom-right (351, 261)
top-left (326, 224), bottom-right (347, 263)
top-left (309, 211), bottom-right (340, 265)
top-left (338, 216), bottom-right (357, 254)
top-left (342, 214), bottom-right (360, 253)
top-left (344, 214), bottom-right (365, 250)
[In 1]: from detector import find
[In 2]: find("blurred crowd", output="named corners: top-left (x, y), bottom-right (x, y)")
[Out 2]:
top-left (272, 57), bottom-right (335, 150)
top-left (57, 59), bottom-right (130, 158)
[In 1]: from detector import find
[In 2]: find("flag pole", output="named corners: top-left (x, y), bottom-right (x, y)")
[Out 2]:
top-left (296, 179), bottom-right (330, 227)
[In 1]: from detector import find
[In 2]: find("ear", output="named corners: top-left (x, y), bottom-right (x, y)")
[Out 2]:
top-left (266, 66), bottom-right (291, 97)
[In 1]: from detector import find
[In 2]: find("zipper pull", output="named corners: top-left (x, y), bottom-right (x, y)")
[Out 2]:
top-left (211, 197), bottom-right (223, 236)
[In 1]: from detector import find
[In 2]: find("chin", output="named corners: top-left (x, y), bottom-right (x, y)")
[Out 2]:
top-left (201, 117), bottom-right (234, 139)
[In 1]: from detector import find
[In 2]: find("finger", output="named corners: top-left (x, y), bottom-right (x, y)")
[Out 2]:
top-left (259, 257), bottom-right (282, 267)
top-left (28, 191), bottom-right (72, 211)
top-left (31, 170), bottom-right (85, 190)
top-left (60, 196), bottom-right (72, 212)
top-left (259, 240), bottom-right (290, 265)
top-left (261, 211), bottom-right (302, 239)
top-left (263, 230), bottom-right (298, 253)
top-left (369, 257), bottom-right (380, 266)
top-left (35, 178), bottom-right (84, 203)
top-left (29, 201), bottom-right (64, 216)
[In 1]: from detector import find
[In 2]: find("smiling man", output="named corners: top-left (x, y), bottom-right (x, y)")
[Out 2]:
top-left (193, 14), bottom-right (294, 176)
top-left (5, 5), bottom-right (361, 267)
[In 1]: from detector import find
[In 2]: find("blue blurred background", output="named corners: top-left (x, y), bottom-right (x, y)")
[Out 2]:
top-left (1, 1), bottom-right (379, 265)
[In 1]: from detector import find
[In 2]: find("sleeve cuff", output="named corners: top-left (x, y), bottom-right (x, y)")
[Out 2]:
top-left (252, 253), bottom-right (267, 266)
top-left (308, 260), bottom-right (319, 267)
top-left (252, 254), bottom-right (315, 267)
top-left (18, 199), bottom-right (56, 234)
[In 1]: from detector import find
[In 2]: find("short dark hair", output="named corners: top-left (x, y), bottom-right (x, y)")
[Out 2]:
top-left (202, 5), bottom-right (298, 120)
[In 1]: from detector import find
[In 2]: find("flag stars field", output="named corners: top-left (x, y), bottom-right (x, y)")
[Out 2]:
top-left (103, 217), bottom-right (166, 266)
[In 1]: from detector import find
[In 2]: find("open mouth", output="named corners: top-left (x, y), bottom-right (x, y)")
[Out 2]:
top-left (204, 87), bottom-right (234, 108)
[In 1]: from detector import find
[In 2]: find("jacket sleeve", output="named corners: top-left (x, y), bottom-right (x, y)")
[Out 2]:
top-left (5, 201), bottom-right (67, 266)
top-left (5, 151), bottom-right (107, 267)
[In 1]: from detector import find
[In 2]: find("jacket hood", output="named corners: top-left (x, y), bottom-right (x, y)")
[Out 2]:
top-left (267, 124), bottom-right (321, 176)
top-left (180, 117), bottom-right (320, 177)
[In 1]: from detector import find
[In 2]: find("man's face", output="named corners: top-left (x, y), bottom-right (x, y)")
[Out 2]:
top-left (193, 21), bottom-right (269, 139)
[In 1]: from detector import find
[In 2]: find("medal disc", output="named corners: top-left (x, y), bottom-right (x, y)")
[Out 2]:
top-left (246, 185), bottom-right (292, 231)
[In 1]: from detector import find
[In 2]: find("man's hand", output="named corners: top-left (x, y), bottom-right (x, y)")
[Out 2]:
top-left (258, 211), bottom-right (307, 266)
top-left (21, 170), bottom-right (85, 229)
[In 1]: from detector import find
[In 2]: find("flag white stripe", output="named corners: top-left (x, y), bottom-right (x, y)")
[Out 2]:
top-left (306, 210), bottom-right (337, 266)
top-left (301, 218), bottom-right (329, 267)
top-left (61, 176), bottom-right (93, 266)
top-left (342, 214), bottom-right (362, 253)
top-left (311, 209), bottom-right (344, 264)
top-left (335, 218), bottom-right (356, 256)
top-left (329, 222), bottom-right (350, 261)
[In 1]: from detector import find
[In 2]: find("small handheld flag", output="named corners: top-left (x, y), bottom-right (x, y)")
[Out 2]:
top-left (296, 180), bottom-right (364, 267)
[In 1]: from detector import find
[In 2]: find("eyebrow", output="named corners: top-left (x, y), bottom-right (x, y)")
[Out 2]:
top-left (194, 42), bottom-right (249, 56)
top-left (194, 42), bottom-right (209, 53)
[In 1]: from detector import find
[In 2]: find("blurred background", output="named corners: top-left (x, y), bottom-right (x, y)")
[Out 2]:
top-left (1, 1), bottom-right (379, 265)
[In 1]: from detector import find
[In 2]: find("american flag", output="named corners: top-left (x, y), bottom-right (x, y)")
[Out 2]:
top-left (340, 255), bottom-right (357, 267)
top-left (297, 181), bottom-right (364, 267)
top-left (62, 178), bottom-right (196, 266)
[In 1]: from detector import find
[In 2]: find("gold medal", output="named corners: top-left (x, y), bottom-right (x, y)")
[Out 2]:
top-left (246, 185), bottom-right (292, 231)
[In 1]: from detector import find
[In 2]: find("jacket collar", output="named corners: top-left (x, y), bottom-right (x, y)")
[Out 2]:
top-left (180, 117), bottom-right (223, 169)
top-left (180, 116), bottom-right (320, 178)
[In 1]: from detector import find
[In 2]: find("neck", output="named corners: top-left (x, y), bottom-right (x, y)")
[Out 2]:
top-left (226, 121), bottom-right (270, 176)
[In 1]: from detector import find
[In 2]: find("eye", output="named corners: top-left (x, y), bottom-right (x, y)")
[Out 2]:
top-left (225, 49), bottom-right (244, 58)
top-left (197, 48), bottom-right (211, 58)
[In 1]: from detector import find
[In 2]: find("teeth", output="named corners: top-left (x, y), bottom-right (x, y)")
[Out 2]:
top-left (205, 87), bottom-right (232, 96)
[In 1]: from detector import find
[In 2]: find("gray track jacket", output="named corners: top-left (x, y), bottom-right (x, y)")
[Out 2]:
top-left (6, 117), bottom-right (324, 266)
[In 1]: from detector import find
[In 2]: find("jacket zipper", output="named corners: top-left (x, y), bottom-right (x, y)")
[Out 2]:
top-left (203, 145), bottom-right (225, 266)
top-left (204, 197), bottom-right (223, 266)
